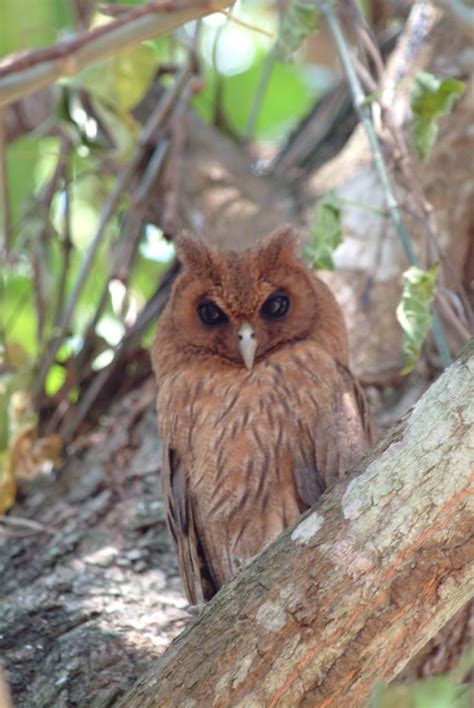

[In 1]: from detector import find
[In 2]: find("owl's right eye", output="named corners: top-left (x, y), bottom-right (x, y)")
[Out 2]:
top-left (197, 300), bottom-right (229, 326)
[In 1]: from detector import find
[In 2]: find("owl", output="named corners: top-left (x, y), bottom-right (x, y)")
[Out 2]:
top-left (152, 225), bottom-right (372, 604)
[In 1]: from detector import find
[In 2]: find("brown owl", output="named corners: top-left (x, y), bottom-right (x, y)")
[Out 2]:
top-left (152, 226), bottom-right (372, 604)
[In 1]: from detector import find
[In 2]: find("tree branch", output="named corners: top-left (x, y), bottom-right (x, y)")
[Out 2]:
top-left (0, 0), bottom-right (231, 108)
top-left (120, 340), bottom-right (474, 707)
top-left (319, 0), bottom-right (453, 369)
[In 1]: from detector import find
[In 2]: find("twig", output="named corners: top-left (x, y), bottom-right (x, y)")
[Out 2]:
top-left (31, 230), bottom-right (47, 348)
top-left (33, 58), bottom-right (191, 400)
top-left (243, 46), bottom-right (276, 142)
top-left (350, 1), bottom-right (473, 337)
top-left (75, 139), bottom-right (170, 373)
top-left (31, 144), bottom-right (70, 348)
top-left (161, 85), bottom-right (193, 234)
top-left (0, 0), bottom-right (231, 107)
top-left (319, 0), bottom-right (452, 369)
top-left (0, 108), bottom-right (11, 262)
top-left (33, 164), bottom-right (135, 400)
top-left (52, 171), bottom-right (73, 330)
top-left (218, 10), bottom-right (274, 39)
top-left (71, 61), bottom-right (192, 375)
top-left (346, 0), bottom-right (386, 83)
top-left (60, 259), bottom-right (179, 443)
top-left (0, 514), bottom-right (51, 535)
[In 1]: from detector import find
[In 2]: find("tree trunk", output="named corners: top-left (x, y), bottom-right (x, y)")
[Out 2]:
top-left (120, 341), bottom-right (474, 708)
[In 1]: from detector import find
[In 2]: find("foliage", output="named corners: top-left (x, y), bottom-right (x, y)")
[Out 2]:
top-left (304, 190), bottom-right (342, 270)
top-left (277, 0), bottom-right (318, 59)
top-left (396, 263), bottom-right (440, 374)
top-left (410, 71), bottom-right (465, 160)
top-left (0, 0), bottom-right (326, 513)
top-left (372, 643), bottom-right (474, 708)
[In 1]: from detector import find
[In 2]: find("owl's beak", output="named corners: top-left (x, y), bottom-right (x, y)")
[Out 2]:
top-left (238, 321), bottom-right (257, 369)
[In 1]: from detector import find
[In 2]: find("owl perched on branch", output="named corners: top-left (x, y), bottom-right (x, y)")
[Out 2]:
top-left (152, 226), bottom-right (372, 604)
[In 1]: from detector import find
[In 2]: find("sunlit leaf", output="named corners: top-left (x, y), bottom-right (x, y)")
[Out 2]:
top-left (396, 263), bottom-right (440, 374)
top-left (304, 190), bottom-right (342, 270)
top-left (278, 0), bottom-right (318, 59)
top-left (45, 364), bottom-right (67, 397)
top-left (91, 349), bottom-right (115, 371)
top-left (410, 72), bottom-right (465, 160)
top-left (72, 43), bottom-right (158, 112)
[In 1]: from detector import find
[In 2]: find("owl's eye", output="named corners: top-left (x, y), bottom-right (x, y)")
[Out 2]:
top-left (260, 292), bottom-right (290, 320)
top-left (197, 300), bottom-right (229, 326)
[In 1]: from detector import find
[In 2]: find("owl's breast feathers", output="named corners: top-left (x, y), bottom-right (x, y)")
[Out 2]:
top-left (156, 339), bottom-right (371, 603)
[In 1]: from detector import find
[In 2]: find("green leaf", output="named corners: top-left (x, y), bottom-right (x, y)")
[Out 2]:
top-left (304, 190), bottom-right (342, 270)
top-left (410, 72), bottom-right (465, 160)
top-left (278, 1), bottom-right (318, 59)
top-left (396, 263), bottom-right (440, 374)
top-left (45, 364), bottom-right (67, 397)
top-left (72, 43), bottom-right (158, 112)
top-left (372, 674), bottom-right (472, 708)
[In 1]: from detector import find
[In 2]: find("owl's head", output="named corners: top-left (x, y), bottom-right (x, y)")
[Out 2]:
top-left (158, 225), bottom-right (348, 369)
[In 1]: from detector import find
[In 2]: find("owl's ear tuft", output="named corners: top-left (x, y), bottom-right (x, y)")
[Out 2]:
top-left (174, 231), bottom-right (219, 274)
top-left (257, 225), bottom-right (300, 267)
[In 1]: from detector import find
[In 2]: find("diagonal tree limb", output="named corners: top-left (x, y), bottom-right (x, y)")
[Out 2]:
top-left (120, 339), bottom-right (474, 707)
top-left (0, 0), bottom-right (232, 108)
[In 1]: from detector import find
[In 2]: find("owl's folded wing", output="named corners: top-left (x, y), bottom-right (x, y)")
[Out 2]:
top-left (293, 366), bottom-right (372, 509)
top-left (161, 444), bottom-right (218, 604)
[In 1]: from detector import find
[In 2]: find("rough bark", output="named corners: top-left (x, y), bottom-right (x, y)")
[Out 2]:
top-left (121, 341), bottom-right (474, 708)
top-left (0, 383), bottom-right (188, 708)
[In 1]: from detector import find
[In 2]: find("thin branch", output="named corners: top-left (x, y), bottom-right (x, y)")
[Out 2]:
top-left (243, 0), bottom-right (283, 142)
top-left (218, 9), bottom-right (273, 39)
top-left (348, 1), bottom-right (473, 336)
top-left (75, 139), bottom-right (170, 372)
top-left (52, 172), bottom-right (73, 330)
top-left (59, 258), bottom-right (179, 443)
top-left (319, 0), bottom-right (452, 369)
top-left (161, 84), bottom-right (193, 234)
top-left (0, 0), bottom-right (231, 108)
top-left (33, 164), bottom-right (134, 399)
top-left (31, 234), bottom-right (47, 349)
top-left (33, 56), bottom-right (193, 400)
top-left (0, 108), bottom-right (11, 261)
top-left (243, 46), bottom-right (276, 142)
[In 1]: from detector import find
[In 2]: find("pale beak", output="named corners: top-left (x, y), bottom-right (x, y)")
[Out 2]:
top-left (238, 321), bottom-right (257, 369)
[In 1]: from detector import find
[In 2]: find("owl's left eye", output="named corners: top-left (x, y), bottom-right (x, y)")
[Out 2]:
top-left (260, 291), bottom-right (290, 320)
top-left (197, 300), bottom-right (229, 326)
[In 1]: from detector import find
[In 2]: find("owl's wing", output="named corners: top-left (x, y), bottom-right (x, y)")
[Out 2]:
top-left (294, 365), bottom-right (372, 509)
top-left (161, 444), bottom-right (218, 604)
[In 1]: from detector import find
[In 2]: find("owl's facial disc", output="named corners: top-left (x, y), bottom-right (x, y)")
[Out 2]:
top-left (238, 321), bottom-right (257, 369)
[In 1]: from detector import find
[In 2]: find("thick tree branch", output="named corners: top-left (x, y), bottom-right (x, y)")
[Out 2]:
top-left (121, 340), bottom-right (474, 707)
top-left (0, 0), bottom-right (231, 108)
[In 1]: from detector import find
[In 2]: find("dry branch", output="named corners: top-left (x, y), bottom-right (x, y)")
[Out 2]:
top-left (121, 340), bottom-right (474, 708)
top-left (0, 0), bottom-right (231, 108)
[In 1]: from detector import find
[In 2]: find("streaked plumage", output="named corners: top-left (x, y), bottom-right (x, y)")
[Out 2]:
top-left (152, 226), bottom-right (372, 603)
